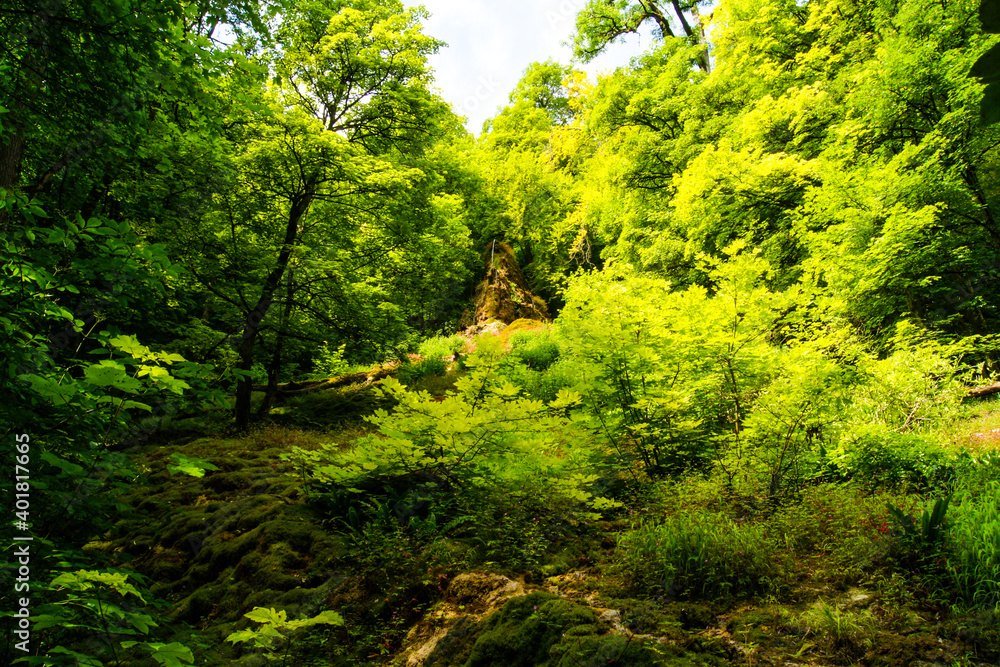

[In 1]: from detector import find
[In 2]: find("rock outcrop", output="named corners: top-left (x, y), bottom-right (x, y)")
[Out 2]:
top-left (465, 241), bottom-right (549, 326)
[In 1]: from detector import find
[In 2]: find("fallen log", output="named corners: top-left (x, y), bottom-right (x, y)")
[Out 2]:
top-left (969, 382), bottom-right (1000, 399)
top-left (252, 366), bottom-right (394, 396)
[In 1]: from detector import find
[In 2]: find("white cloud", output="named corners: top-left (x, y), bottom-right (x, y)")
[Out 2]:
top-left (406, 0), bottom-right (656, 134)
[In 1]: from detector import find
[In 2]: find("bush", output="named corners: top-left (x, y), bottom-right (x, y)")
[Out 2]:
top-left (767, 483), bottom-right (893, 580)
top-left (456, 487), bottom-right (554, 571)
top-left (509, 328), bottom-right (561, 371)
top-left (846, 328), bottom-right (967, 432)
top-left (826, 427), bottom-right (954, 491)
top-left (293, 371), bottom-right (615, 519)
top-left (274, 383), bottom-right (393, 428)
top-left (417, 334), bottom-right (467, 360)
top-left (800, 600), bottom-right (876, 662)
top-left (615, 509), bottom-right (788, 599)
top-left (952, 449), bottom-right (1000, 497)
top-left (495, 357), bottom-right (582, 403)
top-left (310, 341), bottom-right (349, 379)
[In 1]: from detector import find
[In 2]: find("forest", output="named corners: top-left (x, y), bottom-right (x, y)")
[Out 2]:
top-left (2, 0), bottom-right (1000, 664)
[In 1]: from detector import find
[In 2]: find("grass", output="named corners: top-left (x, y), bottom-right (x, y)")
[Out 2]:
top-left (417, 334), bottom-right (469, 360)
top-left (615, 509), bottom-right (790, 600)
top-left (946, 481), bottom-right (1000, 608)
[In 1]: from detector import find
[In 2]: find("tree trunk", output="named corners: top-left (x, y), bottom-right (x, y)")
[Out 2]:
top-left (258, 269), bottom-right (295, 419)
top-left (258, 344), bottom-right (282, 419)
top-left (233, 192), bottom-right (313, 431)
top-left (969, 382), bottom-right (1000, 399)
top-left (0, 120), bottom-right (28, 194)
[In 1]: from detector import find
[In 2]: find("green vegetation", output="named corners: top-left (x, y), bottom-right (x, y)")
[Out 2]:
top-left (3, 0), bottom-right (1000, 664)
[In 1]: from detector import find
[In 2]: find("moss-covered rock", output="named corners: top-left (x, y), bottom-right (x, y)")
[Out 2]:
top-left (465, 241), bottom-right (549, 326)
top-left (419, 592), bottom-right (670, 666)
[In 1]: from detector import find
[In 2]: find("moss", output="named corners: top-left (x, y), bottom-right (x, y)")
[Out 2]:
top-left (172, 585), bottom-right (218, 623)
top-left (203, 471), bottom-right (254, 492)
top-left (549, 635), bottom-right (663, 666)
top-left (673, 602), bottom-right (716, 631)
top-left (144, 547), bottom-right (189, 582)
top-left (422, 592), bottom-right (670, 667)
top-left (274, 586), bottom-right (318, 609)
top-left (468, 242), bottom-right (550, 325)
top-left (273, 383), bottom-right (393, 428)
top-left (213, 580), bottom-right (253, 619)
top-left (614, 599), bottom-right (685, 637)
top-left (465, 593), bottom-right (595, 666)
top-left (503, 318), bottom-right (546, 335)
top-left (204, 527), bottom-right (262, 574)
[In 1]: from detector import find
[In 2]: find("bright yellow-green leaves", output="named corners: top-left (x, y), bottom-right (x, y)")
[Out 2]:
top-left (554, 248), bottom-right (847, 492)
top-left (226, 606), bottom-right (344, 660)
top-left (273, 0), bottom-right (440, 137)
top-left (558, 0), bottom-right (1000, 343)
top-left (672, 140), bottom-right (818, 267)
top-left (292, 354), bottom-right (614, 513)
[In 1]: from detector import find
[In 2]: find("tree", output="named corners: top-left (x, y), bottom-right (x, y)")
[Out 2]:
top-left (471, 64), bottom-right (597, 303)
top-left (0, 0), bottom-right (266, 209)
top-left (973, 0), bottom-right (1000, 125)
top-left (572, 0), bottom-right (711, 71)
top-left (507, 60), bottom-right (577, 126)
top-left (571, 0), bottom-right (1000, 345)
top-left (188, 0), bottom-right (461, 430)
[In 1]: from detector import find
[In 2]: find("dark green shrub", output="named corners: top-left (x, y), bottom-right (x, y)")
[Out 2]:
top-left (767, 483), bottom-right (892, 580)
top-left (952, 449), bottom-right (1000, 497)
top-left (275, 384), bottom-right (393, 427)
top-left (829, 428), bottom-right (953, 491)
top-left (885, 495), bottom-right (951, 571)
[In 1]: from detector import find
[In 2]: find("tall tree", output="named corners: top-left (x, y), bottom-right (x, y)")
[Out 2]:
top-left (572, 0), bottom-right (711, 71)
top-left (197, 0), bottom-right (456, 430)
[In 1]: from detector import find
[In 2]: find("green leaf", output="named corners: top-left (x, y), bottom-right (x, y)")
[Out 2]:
top-left (225, 629), bottom-right (257, 644)
top-left (17, 374), bottom-right (78, 404)
top-left (549, 388), bottom-right (583, 410)
top-left (307, 610), bottom-right (344, 626)
top-left (146, 642), bottom-right (195, 667)
top-left (108, 334), bottom-right (149, 358)
top-left (84, 362), bottom-right (127, 386)
top-left (46, 647), bottom-right (104, 666)
top-left (244, 607), bottom-right (287, 626)
top-left (30, 613), bottom-right (70, 632)
top-left (129, 613), bottom-right (157, 634)
top-left (167, 453), bottom-right (220, 478)
top-left (40, 451), bottom-right (85, 476)
top-left (120, 399), bottom-right (154, 412)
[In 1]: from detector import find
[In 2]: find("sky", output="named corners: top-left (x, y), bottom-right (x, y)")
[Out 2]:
top-left (403, 0), bottom-right (657, 135)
